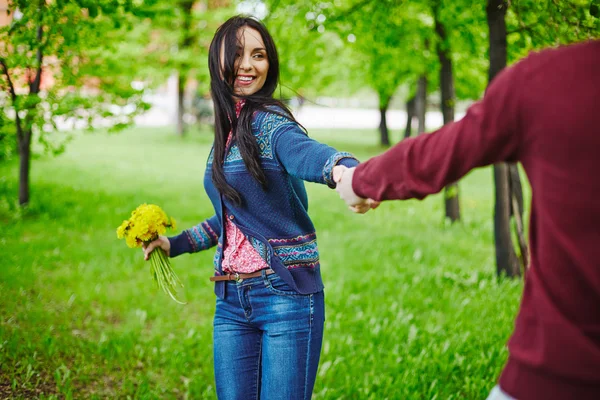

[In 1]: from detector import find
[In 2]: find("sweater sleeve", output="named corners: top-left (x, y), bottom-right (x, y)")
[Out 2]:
top-left (273, 123), bottom-right (359, 188)
top-left (353, 58), bottom-right (525, 201)
top-left (168, 214), bottom-right (221, 257)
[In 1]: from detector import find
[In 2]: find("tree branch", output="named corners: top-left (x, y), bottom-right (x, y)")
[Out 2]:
top-left (0, 58), bottom-right (17, 102)
top-left (30, 25), bottom-right (43, 94)
top-left (29, 1), bottom-right (45, 94)
top-left (0, 58), bottom-right (25, 142)
top-left (506, 23), bottom-right (537, 35)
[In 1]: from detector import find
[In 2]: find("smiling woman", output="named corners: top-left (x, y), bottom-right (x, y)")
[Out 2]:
top-left (231, 28), bottom-right (269, 97)
top-left (141, 15), bottom-right (363, 400)
top-left (208, 16), bottom-right (284, 204)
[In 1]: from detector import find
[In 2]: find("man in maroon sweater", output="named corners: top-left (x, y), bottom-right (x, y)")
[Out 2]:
top-left (333, 40), bottom-right (600, 399)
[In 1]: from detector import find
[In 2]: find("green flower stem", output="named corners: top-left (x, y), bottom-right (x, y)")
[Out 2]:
top-left (149, 248), bottom-right (185, 304)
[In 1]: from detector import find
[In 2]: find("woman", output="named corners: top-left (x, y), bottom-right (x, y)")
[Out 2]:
top-left (144, 15), bottom-right (360, 400)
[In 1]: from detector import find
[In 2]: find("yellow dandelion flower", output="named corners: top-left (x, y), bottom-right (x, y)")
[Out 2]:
top-left (125, 234), bottom-right (138, 248)
top-left (116, 204), bottom-right (184, 303)
top-left (117, 203), bottom-right (175, 246)
top-left (116, 220), bottom-right (129, 239)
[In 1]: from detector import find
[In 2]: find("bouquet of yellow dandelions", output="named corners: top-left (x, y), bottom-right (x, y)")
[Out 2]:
top-left (117, 204), bottom-right (185, 304)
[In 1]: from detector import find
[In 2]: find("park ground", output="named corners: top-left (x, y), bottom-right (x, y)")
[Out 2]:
top-left (0, 126), bottom-right (524, 399)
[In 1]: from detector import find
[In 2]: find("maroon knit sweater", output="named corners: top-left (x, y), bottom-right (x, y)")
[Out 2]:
top-left (353, 40), bottom-right (600, 399)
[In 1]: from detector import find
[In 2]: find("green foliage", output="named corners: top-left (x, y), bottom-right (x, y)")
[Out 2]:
top-left (126, 1), bottom-right (235, 97)
top-left (0, 111), bottom-right (16, 162)
top-left (260, 0), bottom-right (354, 100)
top-left (506, 0), bottom-right (600, 62)
top-left (260, 0), bottom-right (489, 108)
top-left (0, 0), bottom-right (152, 152)
top-left (592, 0), bottom-right (600, 17)
top-left (262, 0), bottom-right (489, 105)
top-left (0, 127), bottom-right (523, 398)
top-left (432, 0), bottom-right (488, 100)
top-left (326, 0), bottom-right (438, 105)
top-left (260, 0), bottom-right (598, 106)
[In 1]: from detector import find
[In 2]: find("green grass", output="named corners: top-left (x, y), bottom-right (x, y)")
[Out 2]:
top-left (0, 126), bottom-right (523, 399)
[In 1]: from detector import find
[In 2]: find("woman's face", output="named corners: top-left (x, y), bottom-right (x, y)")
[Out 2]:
top-left (222, 26), bottom-right (270, 97)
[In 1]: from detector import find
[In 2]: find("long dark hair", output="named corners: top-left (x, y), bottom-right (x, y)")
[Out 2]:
top-left (208, 15), bottom-right (299, 205)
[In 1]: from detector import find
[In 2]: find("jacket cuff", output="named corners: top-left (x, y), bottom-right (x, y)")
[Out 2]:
top-left (337, 157), bottom-right (360, 168)
top-left (323, 152), bottom-right (359, 188)
top-left (168, 232), bottom-right (194, 258)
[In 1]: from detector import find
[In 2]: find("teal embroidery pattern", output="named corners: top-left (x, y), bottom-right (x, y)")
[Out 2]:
top-left (249, 236), bottom-right (271, 262)
top-left (187, 221), bottom-right (218, 252)
top-left (269, 233), bottom-right (319, 268)
top-left (323, 151), bottom-right (357, 188)
top-left (225, 143), bottom-right (243, 162)
top-left (207, 111), bottom-right (298, 165)
top-left (254, 112), bottom-right (296, 159)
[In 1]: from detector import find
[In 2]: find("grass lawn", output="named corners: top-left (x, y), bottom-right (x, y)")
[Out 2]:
top-left (0, 125), bottom-right (524, 399)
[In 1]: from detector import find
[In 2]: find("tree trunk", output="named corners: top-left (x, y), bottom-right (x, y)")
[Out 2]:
top-left (487, 0), bottom-right (521, 277)
top-left (16, 22), bottom-right (43, 206)
top-left (17, 126), bottom-right (31, 205)
top-left (493, 163), bottom-right (520, 276)
top-left (378, 99), bottom-right (391, 147)
top-left (177, 72), bottom-right (185, 136)
top-left (510, 164), bottom-right (528, 270)
top-left (404, 96), bottom-right (415, 140)
top-left (416, 75), bottom-right (427, 134)
top-left (436, 16), bottom-right (461, 223)
top-left (444, 184), bottom-right (460, 222)
top-left (487, 0), bottom-right (508, 81)
top-left (175, 1), bottom-right (195, 137)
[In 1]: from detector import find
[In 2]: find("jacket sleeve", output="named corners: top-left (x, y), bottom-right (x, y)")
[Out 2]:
top-left (168, 214), bottom-right (221, 257)
top-left (272, 123), bottom-right (359, 188)
top-left (352, 57), bottom-right (526, 201)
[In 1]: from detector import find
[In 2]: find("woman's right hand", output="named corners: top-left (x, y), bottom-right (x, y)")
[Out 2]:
top-left (143, 235), bottom-right (171, 260)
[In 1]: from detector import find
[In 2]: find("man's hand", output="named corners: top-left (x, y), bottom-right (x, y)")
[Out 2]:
top-left (333, 165), bottom-right (380, 213)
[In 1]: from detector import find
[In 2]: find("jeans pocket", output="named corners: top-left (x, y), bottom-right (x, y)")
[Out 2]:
top-left (264, 273), bottom-right (302, 297)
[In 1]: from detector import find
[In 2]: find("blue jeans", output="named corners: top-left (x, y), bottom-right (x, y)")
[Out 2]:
top-left (213, 270), bottom-right (325, 400)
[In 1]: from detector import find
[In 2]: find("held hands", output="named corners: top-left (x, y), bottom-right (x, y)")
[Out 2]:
top-left (332, 165), bottom-right (380, 214)
top-left (143, 235), bottom-right (171, 260)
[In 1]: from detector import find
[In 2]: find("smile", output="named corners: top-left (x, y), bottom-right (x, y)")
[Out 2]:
top-left (236, 76), bottom-right (256, 86)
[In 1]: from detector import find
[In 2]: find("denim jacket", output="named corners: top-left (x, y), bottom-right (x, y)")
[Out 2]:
top-left (169, 108), bottom-right (359, 298)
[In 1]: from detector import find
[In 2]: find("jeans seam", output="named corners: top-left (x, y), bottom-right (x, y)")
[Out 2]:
top-left (304, 294), bottom-right (314, 400)
top-left (246, 286), bottom-right (254, 320)
top-left (255, 335), bottom-right (262, 400)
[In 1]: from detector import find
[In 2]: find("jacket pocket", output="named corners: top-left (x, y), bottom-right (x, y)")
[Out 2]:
top-left (264, 273), bottom-right (304, 297)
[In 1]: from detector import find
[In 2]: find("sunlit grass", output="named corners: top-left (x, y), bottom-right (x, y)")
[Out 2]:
top-left (0, 126), bottom-right (523, 399)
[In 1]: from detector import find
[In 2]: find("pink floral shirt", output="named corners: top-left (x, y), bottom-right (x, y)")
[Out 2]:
top-left (221, 100), bottom-right (269, 273)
